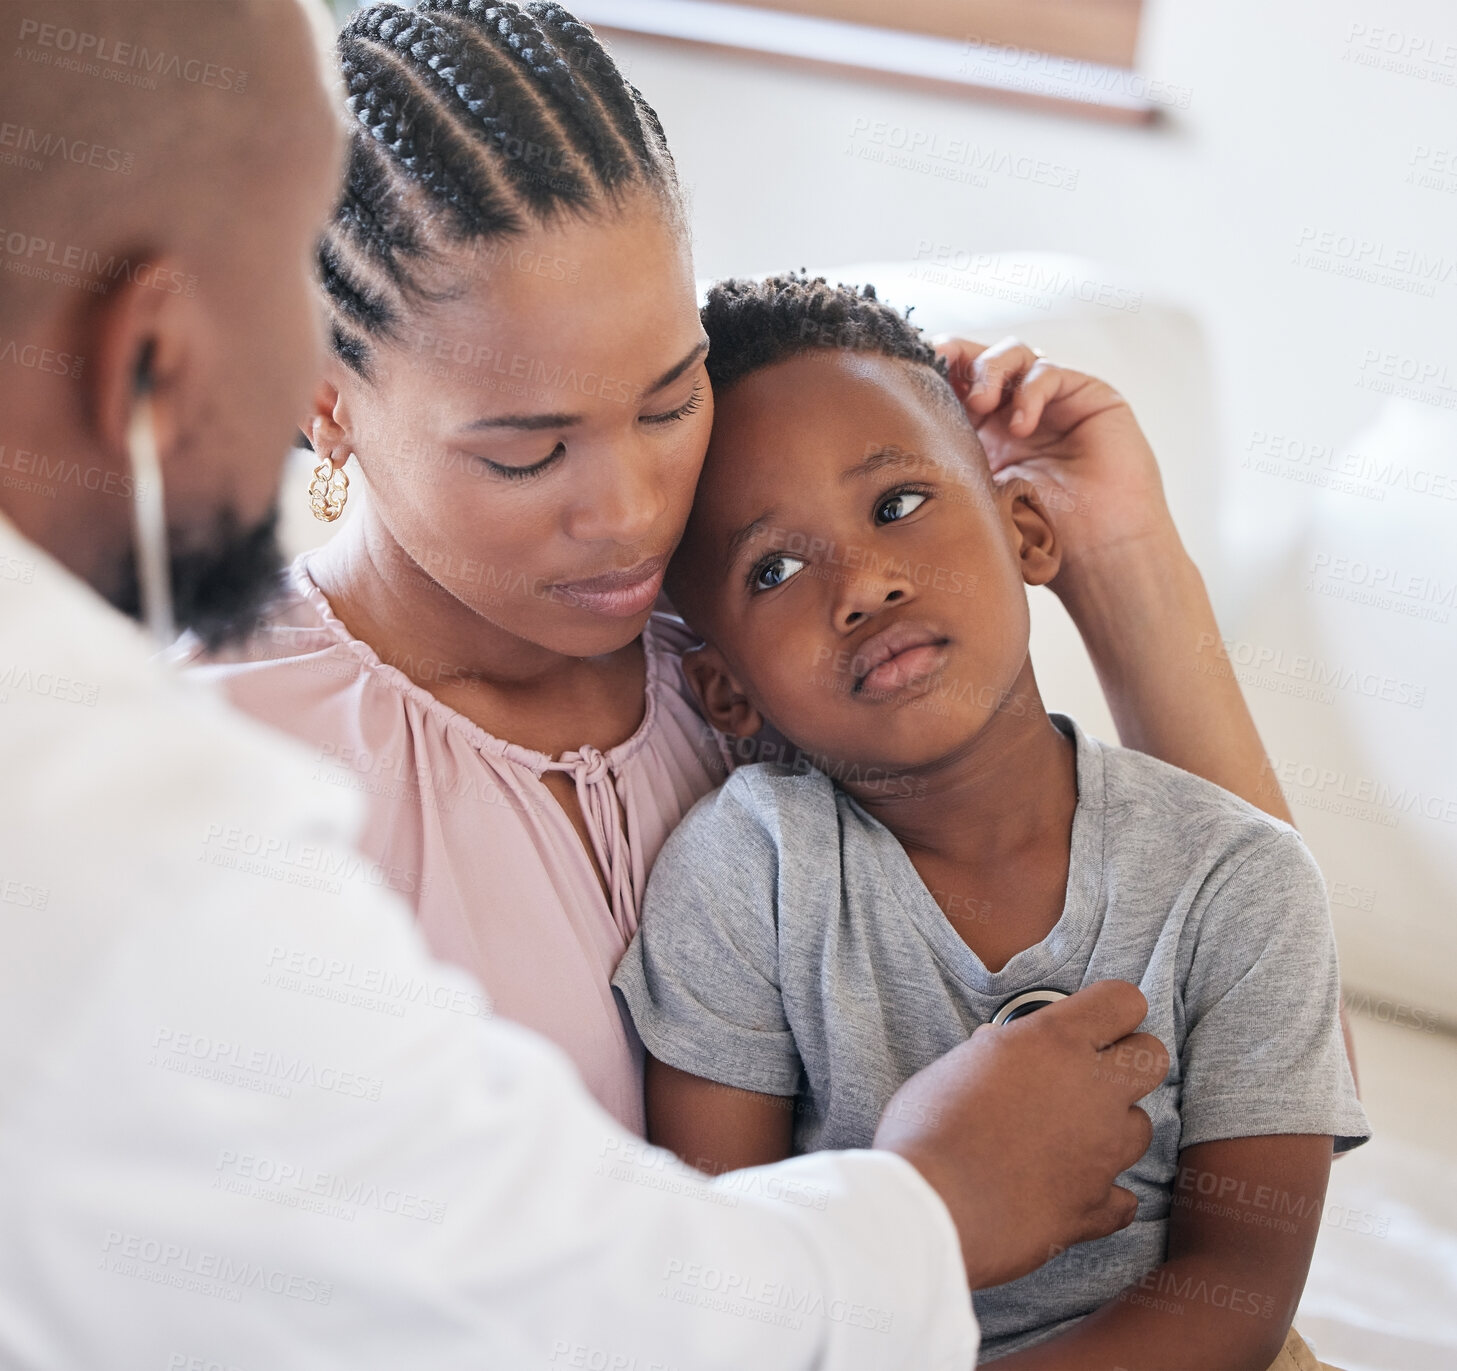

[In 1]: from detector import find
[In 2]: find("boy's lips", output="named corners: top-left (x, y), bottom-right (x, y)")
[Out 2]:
top-left (851, 622), bottom-right (951, 696)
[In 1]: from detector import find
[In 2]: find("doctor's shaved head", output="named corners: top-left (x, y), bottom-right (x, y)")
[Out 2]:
top-left (0, 0), bottom-right (344, 643)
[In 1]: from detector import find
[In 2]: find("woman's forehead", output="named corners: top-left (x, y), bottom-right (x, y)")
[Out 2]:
top-left (402, 209), bottom-right (699, 370)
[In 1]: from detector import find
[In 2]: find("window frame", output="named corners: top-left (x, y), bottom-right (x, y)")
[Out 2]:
top-left (568, 0), bottom-right (1163, 123)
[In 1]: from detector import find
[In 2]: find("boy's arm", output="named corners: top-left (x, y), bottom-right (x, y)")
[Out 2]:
top-left (645, 1055), bottom-right (794, 1173)
top-left (990, 1133), bottom-right (1332, 1371)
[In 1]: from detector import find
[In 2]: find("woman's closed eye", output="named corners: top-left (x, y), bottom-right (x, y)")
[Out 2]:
top-left (748, 553), bottom-right (807, 594)
top-left (642, 380), bottom-right (705, 426)
top-left (482, 442), bottom-right (566, 482)
top-left (472, 378), bottom-right (706, 481)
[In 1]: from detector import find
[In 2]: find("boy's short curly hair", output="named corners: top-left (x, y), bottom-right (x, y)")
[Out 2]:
top-left (701, 273), bottom-right (960, 415)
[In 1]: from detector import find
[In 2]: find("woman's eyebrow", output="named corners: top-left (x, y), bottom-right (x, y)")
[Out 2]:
top-left (646, 338), bottom-right (710, 395)
top-left (461, 411), bottom-right (582, 432)
top-left (455, 339), bottom-right (709, 432)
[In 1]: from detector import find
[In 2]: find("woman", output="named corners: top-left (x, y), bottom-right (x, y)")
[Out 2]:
top-left (194, 0), bottom-right (1293, 1132)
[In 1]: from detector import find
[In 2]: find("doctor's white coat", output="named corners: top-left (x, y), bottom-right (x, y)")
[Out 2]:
top-left (0, 514), bottom-right (978, 1371)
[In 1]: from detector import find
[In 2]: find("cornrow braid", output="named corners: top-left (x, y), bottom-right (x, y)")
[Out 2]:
top-left (319, 0), bottom-right (679, 377)
top-left (334, 136), bottom-right (428, 288)
top-left (422, 0), bottom-right (650, 189)
top-left (701, 272), bottom-right (950, 394)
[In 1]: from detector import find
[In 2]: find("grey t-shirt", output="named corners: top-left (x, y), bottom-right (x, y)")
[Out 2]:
top-left (613, 715), bottom-right (1370, 1360)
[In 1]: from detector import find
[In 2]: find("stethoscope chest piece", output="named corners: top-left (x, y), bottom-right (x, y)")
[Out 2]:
top-left (989, 987), bottom-right (1069, 1026)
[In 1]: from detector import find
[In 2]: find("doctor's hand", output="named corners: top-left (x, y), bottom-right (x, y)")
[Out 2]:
top-left (873, 979), bottom-right (1167, 1292)
top-left (934, 335), bottom-right (1182, 593)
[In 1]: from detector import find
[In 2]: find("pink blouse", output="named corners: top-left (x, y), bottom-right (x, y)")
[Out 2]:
top-left (189, 557), bottom-right (731, 1134)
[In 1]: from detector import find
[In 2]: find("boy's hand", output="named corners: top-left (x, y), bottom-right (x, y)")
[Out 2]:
top-left (935, 335), bottom-right (1182, 589)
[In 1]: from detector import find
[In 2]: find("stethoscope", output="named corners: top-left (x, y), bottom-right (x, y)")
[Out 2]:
top-left (989, 987), bottom-right (1069, 1026)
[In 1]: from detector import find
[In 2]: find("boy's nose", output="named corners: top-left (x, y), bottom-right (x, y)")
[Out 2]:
top-left (836, 575), bottom-right (913, 630)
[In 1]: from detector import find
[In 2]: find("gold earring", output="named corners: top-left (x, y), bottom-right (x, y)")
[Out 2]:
top-left (308, 456), bottom-right (349, 522)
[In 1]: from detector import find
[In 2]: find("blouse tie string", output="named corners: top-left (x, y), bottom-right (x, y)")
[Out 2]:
top-left (544, 744), bottom-right (639, 942)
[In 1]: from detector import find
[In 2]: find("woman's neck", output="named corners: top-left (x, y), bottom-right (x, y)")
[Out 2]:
top-left (309, 514), bottom-right (648, 756)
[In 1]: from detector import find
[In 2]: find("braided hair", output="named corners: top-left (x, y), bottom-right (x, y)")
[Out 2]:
top-left (322, 0), bottom-right (680, 376)
top-left (701, 273), bottom-right (963, 423)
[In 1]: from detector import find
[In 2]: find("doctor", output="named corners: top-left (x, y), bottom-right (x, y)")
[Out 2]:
top-left (0, 2), bottom-right (1167, 1366)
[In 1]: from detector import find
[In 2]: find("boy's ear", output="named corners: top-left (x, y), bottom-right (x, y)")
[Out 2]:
top-left (1003, 478), bottom-right (1061, 588)
top-left (681, 643), bottom-right (764, 739)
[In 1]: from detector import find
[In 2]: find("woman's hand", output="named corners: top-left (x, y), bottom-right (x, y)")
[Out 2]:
top-left (934, 335), bottom-right (1183, 592)
top-left (935, 337), bottom-right (1356, 1078)
top-left (932, 336), bottom-right (1303, 826)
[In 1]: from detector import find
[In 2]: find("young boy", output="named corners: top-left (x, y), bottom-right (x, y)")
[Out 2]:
top-left (612, 275), bottom-right (1369, 1368)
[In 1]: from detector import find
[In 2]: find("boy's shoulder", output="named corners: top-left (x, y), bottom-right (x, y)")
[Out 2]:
top-left (1097, 730), bottom-right (1291, 828)
top-left (694, 759), bottom-right (841, 835)
top-left (1072, 722), bottom-right (1333, 983)
top-left (653, 762), bottom-right (842, 897)
top-left (666, 759), bottom-right (859, 865)
top-left (1076, 717), bottom-right (1308, 873)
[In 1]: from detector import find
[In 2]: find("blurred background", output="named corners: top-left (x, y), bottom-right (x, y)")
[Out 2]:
top-left (320, 2), bottom-right (1456, 1363)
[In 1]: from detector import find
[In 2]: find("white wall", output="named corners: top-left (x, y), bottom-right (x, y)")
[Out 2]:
top-left (602, 0), bottom-right (1457, 1015)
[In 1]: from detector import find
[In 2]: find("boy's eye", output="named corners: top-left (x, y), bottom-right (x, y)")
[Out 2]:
top-left (876, 490), bottom-right (928, 523)
top-left (751, 554), bottom-right (807, 593)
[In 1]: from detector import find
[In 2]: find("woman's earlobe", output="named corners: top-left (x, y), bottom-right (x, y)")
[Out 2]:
top-left (681, 645), bottom-right (763, 739)
top-left (305, 380), bottom-right (348, 455)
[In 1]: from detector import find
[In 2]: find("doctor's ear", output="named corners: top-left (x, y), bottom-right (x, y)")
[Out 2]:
top-left (681, 644), bottom-right (763, 739)
top-left (85, 257), bottom-right (187, 462)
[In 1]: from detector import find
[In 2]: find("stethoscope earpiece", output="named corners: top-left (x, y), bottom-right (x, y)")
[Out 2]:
top-left (125, 358), bottom-right (176, 648)
top-left (989, 987), bottom-right (1069, 1026)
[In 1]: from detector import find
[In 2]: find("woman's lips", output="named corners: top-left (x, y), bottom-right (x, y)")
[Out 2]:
top-left (552, 555), bottom-right (668, 618)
